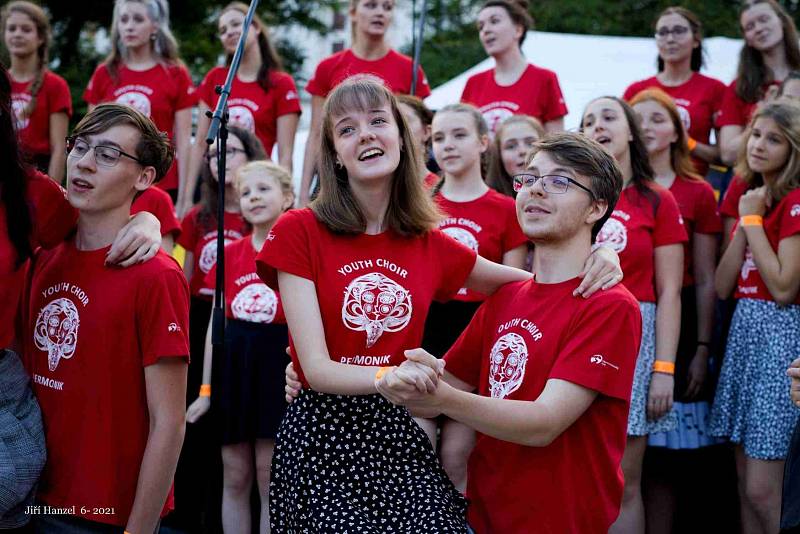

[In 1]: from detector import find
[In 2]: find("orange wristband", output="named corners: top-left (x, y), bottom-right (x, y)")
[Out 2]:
top-left (199, 384), bottom-right (211, 397)
top-left (741, 215), bottom-right (764, 227)
top-left (687, 137), bottom-right (698, 152)
top-left (652, 360), bottom-right (675, 375)
top-left (375, 366), bottom-right (395, 381)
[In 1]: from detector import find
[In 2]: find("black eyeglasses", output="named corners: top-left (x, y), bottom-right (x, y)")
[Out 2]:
top-left (512, 173), bottom-right (595, 200)
top-left (206, 147), bottom-right (246, 162)
top-left (655, 26), bottom-right (690, 39)
top-left (66, 137), bottom-right (143, 167)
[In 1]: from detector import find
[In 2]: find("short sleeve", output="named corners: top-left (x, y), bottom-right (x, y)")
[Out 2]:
top-left (432, 230), bottom-right (478, 302)
top-left (48, 74), bottom-right (73, 117)
top-left (256, 209), bottom-right (314, 288)
top-left (716, 82), bottom-right (747, 128)
top-left (274, 73), bottom-right (302, 117)
top-left (653, 189), bottom-right (688, 247)
top-left (176, 208), bottom-right (199, 250)
top-left (541, 71), bottom-right (568, 122)
top-left (549, 295), bottom-right (642, 400)
top-left (132, 190), bottom-right (181, 238)
top-left (414, 65), bottom-right (431, 99)
top-left (460, 75), bottom-right (476, 104)
top-left (720, 176), bottom-right (747, 219)
top-left (197, 68), bottom-right (220, 109)
top-left (27, 172), bottom-right (78, 248)
top-left (306, 58), bottom-right (332, 98)
top-left (622, 81), bottom-right (642, 102)
top-left (137, 265), bottom-right (190, 366)
top-left (779, 193), bottom-right (800, 240)
top-left (82, 65), bottom-right (108, 105)
top-left (443, 299), bottom-right (491, 387)
top-left (693, 182), bottom-right (723, 235)
top-left (173, 65), bottom-right (196, 110)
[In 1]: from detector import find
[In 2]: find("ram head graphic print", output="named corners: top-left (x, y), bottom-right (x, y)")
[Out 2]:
top-left (489, 332), bottom-right (529, 399)
top-left (34, 297), bottom-right (80, 372)
top-left (342, 272), bottom-right (412, 348)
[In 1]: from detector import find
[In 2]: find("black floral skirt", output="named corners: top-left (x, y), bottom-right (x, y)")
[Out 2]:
top-left (269, 390), bottom-right (467, 533)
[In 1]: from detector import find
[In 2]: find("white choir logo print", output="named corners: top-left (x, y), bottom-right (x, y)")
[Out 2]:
top-left (11, 96), bottom-right (30, 130)
top-left (443, 227), bottom-right (479, 252)
top-left (33, 298), bottom-right (80, 372)
top-left (596, 217), bottom-right (628, 253)
top-left (229, 106), bottom-right (256, 133)
top-left (342, 272), bottom-right (412, 348)
top-left (116, 91), bottom-right (152, 117)
top-left (489, 332), bottom-right (529, 399)
top-left (741, 248), bottom-right (757, 280)
top-left (199, 238), bottom-right (234, 273)
top-left (791, 204), bottom-right (800, 217)
top-left (232, 284), bottom-right (278, 323)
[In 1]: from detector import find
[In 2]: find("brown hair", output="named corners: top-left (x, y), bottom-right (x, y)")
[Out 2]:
top-left (736, 99), bottom-right (800, 202)
top-left (526, 133), bottom-right (624, 241)
top-left (432, 103), bottom-right (491, 192)
top-left (488, 114), bottom-right (545, 197)
top-left (70, 103), bottom-right (174, 181)
top-left (312, 76), bottom-right (441, 236)
top-left (219, 2), bottom-right (284, 91)
top-left (105, 0), bottom-right (183, 81)
top-left (629, 88), bottom-right (701, 180)
top-left (480, 0), bottom-right (533, 47)
top-left (736, 0), bottom-right (800, 103)
top-left (655, 6), bottom-right (705, 72)
top-left (1, 1), bottom-right (51, 119)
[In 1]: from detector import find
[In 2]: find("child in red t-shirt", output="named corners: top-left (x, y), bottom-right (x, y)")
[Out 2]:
top-left (395, 94), bottom-right (438, 188)
top-left (2, 2), bottom-right (71, 182)
top-left (631, 88), bottom-right (725, 532)
top-left (713, 100), bottom-right (800, 533)
top-left (181, 3), bottom-right (301, 217)
top-left (298, 0), bottom-right (432, 206)
top-left (488, 114), bottom-right (545, 197)
top-left (378, 133), bottom-right (641, 534)
top-left (718, 1), bottom-right (800, 166)
top-left (24, 104), bottom-right (189, 534)
top-left (84, 0), bottom-right (195, 201)
top-left (460, 1), bottom-right (567, 136)
top-left (623, 7), bottom-right (725, 176)
top-left (582, 95), bottom-right (688, 533)
top-left (185, 161), bottom-right (293, 533)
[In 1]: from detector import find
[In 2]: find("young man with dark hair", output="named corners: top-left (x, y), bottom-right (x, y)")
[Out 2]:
top-left (378, 132), bottom-right (643, 534)
top-left (23, 103), bottom-right (189, 534)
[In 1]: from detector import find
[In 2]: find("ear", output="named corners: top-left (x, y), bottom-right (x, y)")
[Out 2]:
top-left (478, 133), bottom-right (491, 154)
top-left (134, 166), bottom-right (157, 192)
top-left (585, 199), bottom-right (609, 227)
top-left (422, 124), bottom-right (432, 144)
top-left (282, 191), bottom-right (295, 211)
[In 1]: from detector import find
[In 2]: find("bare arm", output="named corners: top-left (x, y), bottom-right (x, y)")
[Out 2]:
top-left (47, 111), bottom-right (69, 183)
top-left (182, 250), bottom-right (195, 282)
top-left (719, 125), bottom-right (745, 167)
top-left (186, 297), bottom-right (215, 423)
top-left (173, 108), bottom-right (193, 207)
top-left (715, 225), bottom-right (747, 299)
top-left (106, 212), bottom-right (162, 266)
top-left (178, 103), bottom-right (211, 218)
top-left (690, 139), bottom-right (720, 165)
top-left (543, 117), bottom-right (565, 134)
top-left (161, 233), bottom-right (175, 255)
top-left (126, 359), bottom-right (187, 534)
top-left (463, 255), bottom-right (531, 296)
top-left (721, 216), bottom-right (736, 251)
top-left (744, 229), bottom-right (800, 305)
top-left (685, 233), bottom-right (718, 398)
top-left (501, 245), bottom-right (528, 269)
top-left (298, 96), bottom-right (325, 207)
top-left (276, 113), bottom-right (300, 174)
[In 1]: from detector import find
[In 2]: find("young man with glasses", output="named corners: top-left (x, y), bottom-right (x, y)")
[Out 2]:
top-left (377, 133), bottom-right (642, 534)
top-left (22, 104), bottom-right (190, 534)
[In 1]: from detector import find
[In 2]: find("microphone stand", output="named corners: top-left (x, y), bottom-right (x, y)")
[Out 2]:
top-left (206, 0), bottom-right (260, 353)
top-left (410, 0), bottom-right (428, 96)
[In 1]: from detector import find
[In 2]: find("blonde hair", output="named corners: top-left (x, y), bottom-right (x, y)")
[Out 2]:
top-left (235, 160), bottom-right (294, 201)
top-left (312, 76), bottom-right (441, 236)
top-left (736, 99), bottom-right (800, 202)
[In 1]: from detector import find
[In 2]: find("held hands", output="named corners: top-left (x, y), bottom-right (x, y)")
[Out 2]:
top-left (375, 349), bottom-right (445, 406)
top-left (787, 357), bottom-right (800, 407)
top-left (575, 246), bottom-right (623, 298)
top-left (106, 211), bottom-right (162, 266)
top-left (739, 186), bottom-right (769, 218)
top-left (186, 396), bottom-right (210, 423)
top-left (647, 372), bottom-right (675, 421)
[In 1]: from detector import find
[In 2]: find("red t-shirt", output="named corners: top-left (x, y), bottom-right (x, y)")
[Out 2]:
top-left (83, 63), bottom-right (196, 192)
top-left (668, 176), bottom-right (722, 286)
top-left (434, 189), bottom-right (527, 301)
top-left (306, 49), bottom-right (431, 99)
top-left (22, 243), bottom-right (189, 526)
top-left (444, 278), bottom-right (641, 534)
top-left (720, 184), bottom-right (800, 303)
top-left (131, 187), bottom-right (181, 238)
top-left (716, 80), bottom-right (781, 129)
top-left (255, 208), bottom-right (477, 388)
top-left (10, 70), bottom-right (72, 156)
top-left (595, 183), bottom-right (688, 302)
top-left (1, 171), bottom-right (77, 349)
top-left (424, 171), bottom-right (440, 189)
top-left (177, 206), bottom-right (249, 298)
top-left (205, 236), bottom-right (285, 324)
top-left (460, 64), bottom-right (568, 134)
top-left (197, 68), bottom-right (301, 157)
top-left (720, 175), bottom-right (748, 220)
top-left (623, 73), bottom-right (725, 175)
